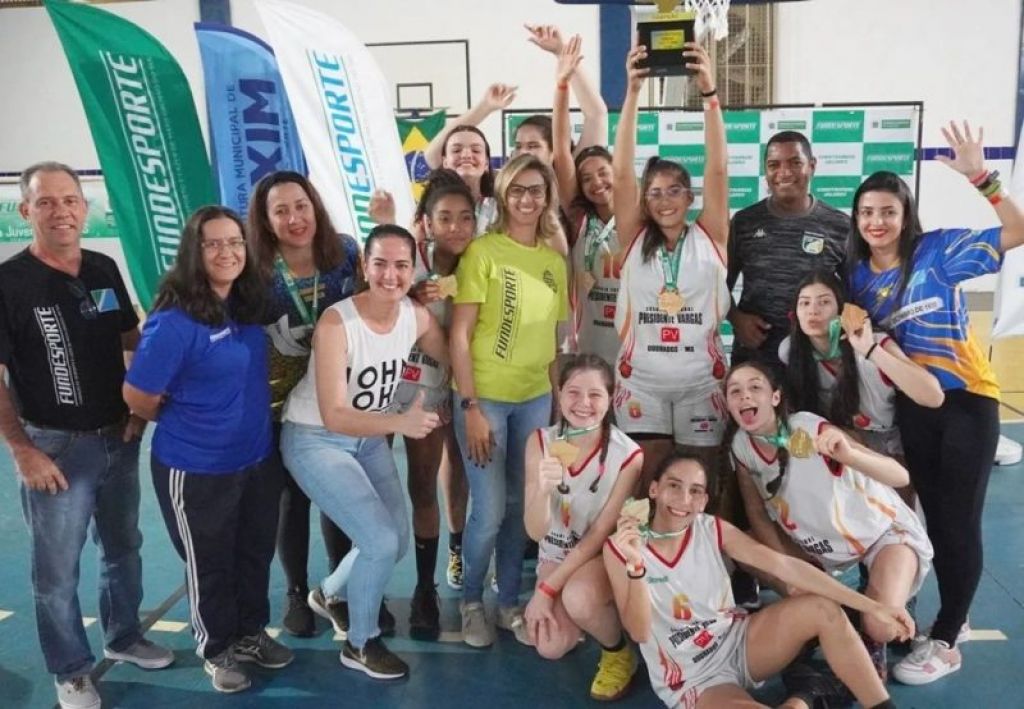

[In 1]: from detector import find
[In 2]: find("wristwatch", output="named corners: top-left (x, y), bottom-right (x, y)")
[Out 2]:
top-left (460, 397), bottom-right (478, 411)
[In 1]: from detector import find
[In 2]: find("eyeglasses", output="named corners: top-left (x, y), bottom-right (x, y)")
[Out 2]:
top-left (644, 185), bottom-right (689, 202)
top-left (67, 278), bottom-right (98, 320)
top-left (507, 184), bottom-right (546, 201)
top-left (201, 237), bottom-right (246, 253)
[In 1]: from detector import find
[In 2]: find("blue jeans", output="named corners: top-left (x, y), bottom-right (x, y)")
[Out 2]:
top-left (19, 423), bottom-right (143, 681)
top-left (453, 393), bottom-right (551, 607)
top-left (280, 423), bottom-right (409, 649)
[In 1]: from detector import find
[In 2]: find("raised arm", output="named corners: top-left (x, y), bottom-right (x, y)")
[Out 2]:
top-left (603, 515), bottom-right (653, 643)
top-left (611, 44), bottom-right (649, 250)
top-left (687, 42), bottom-right (728, 255)
top-left (937, 120), bottom-right (1024, 251)
top-left (847, 322), bottom-right (943, 408)
top-left (523, 432), bottom-right (555, 542)
top-left (423, 84), bottom-right (517, 170)
top-left (815, 425), bottom-right (910, 488)
top-left (552, 35), bottom-right (583, 213)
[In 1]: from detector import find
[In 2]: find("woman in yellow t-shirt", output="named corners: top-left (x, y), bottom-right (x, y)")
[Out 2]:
top-left (450, 153), bottom-right (569, 648)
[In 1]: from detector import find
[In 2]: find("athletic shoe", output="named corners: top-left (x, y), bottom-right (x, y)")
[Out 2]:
top-left (233, 629), bottom-right (295, 669)
top-left (446, 547), bottom-right (464, 590)
top-left (55, 676), bottom-right (100, 709)
top-left (204, 649), bottom-right (251, 694)
top-left (379, 599), bottom-right (396, 637)
top-left (308, 587), bottom-right (349, 637)
top-left (731, 570), bottom-right (762, 611)
top-left (892, 638), bottom-right (961, 685)
top-left (461, 602), bottom-right (494, 648)
top-left (340, 637), bottom-right (408, 680)
top-left (496, 605), bottom-right (531, 646)
top-left (781, 661), bottom-right (855, 708)
top-left (912, 620), bottom-right (971, 650)
top-left (590, 644), bottom-right (638, 701)
top-left (103, 637), bottom-right (175, 669)
top-left (409, 584), bottom-right (441, 641)
top-left (282, 586), bottom-right (315, 637)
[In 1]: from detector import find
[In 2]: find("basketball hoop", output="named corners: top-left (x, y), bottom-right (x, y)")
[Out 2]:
top-left (682, 0), bottom-right (731, 40)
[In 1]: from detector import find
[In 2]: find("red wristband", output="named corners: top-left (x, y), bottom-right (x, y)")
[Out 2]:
top-left (557, 82), bottom-right (569, 91)
top-left (538, 581), bottom-right (559, 599)
top-left (969, 169), bottom-right (989, 186)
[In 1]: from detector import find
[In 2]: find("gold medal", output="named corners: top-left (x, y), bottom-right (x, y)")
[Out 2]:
top-left (548, 439), bottom-right (580, 468)
top-left (657, 288), bottom-right (684, 315)
top-left (578, 271), bottom-right (597, 295)
top-left (840, 303), bottom-right (868, 337)
top-left (435, 275), bottom-right (458, 299)
top-left (787, 428), bottom-right (815, 459)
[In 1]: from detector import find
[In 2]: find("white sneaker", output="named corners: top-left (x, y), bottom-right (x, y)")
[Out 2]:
top-left (460, 602), bottom-right (494, 648)
top-left (496, 605), bottom-right (531, 646)
top-left (912, 620), bottom-right (971, 650)
top-left (55, 675), bottom-right (101, 709)
top-left (892, 638), bottom-right (962, 685)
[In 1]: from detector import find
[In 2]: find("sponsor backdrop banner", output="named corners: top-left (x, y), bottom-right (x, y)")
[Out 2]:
top-left (506, 105), bottom-right (919, 217)
top-left (992, 117), bottom-right (1024, 339)
top-left (46, 0), bottom-right (216, 309)
top-left (0, 180), bottom-right (118, 243)
top-left (195, 23), bottom-right (307, 218)
top-left (397, 111), bottom-right (448, 202)
top-left (255, 0), bottom-right (415, 243)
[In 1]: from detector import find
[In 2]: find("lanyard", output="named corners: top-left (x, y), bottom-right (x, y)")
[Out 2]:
top-left (583, 216), bottom-right (616, 273)
top-left (418, 239), bottom-right (436, 277)
top-left (274, 255), bottom-right (319, 326)
top-left (563, 422), bottom-right (602, 438)
top-left (658, 235), bottom-right (686, 292)
top-left (812, 318), bottom-right (843, 361)
top-left (753, 419), bottom-right (790, 450)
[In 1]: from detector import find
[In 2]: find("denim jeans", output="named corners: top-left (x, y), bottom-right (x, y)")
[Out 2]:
top-left (453, 392), bottom-right (551, 607)
top-left (280, 422), bottom-right (409, 649)
top-left (19, 423), bottom-right (143, 681)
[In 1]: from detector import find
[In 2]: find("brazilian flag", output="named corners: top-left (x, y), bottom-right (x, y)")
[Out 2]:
top-left (396, 111), bottom-right (447, 201)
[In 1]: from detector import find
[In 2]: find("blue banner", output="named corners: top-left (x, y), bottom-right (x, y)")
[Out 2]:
top-left (194, 22), bottom-right (306, 216)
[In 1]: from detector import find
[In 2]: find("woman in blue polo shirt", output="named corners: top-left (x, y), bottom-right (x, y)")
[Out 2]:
top-left (123, 206), bottom-right (291, 694)
top-left (847, 121), bottom-right (1024, 685)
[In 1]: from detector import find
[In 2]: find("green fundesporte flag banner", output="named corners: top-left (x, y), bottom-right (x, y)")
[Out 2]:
top-left (46, 0), bottom-right (216, 308)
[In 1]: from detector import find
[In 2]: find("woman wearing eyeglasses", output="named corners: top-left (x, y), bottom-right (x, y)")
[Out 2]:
top-left (724, 360), bottom-right (931, 682)
top-left (124, 206), bottom-right (291, 694)
top-left (611, 43), bottom-right (730, 494)
top-left (450, 153), bottom-right (569, 648)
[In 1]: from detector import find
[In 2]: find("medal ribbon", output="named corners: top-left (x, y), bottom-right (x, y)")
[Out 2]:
top-left (812, 318), bottom-right (843, 361)
top-left (274, 255), bottom-right (319, 326)
top-left (658, 234), bottom-right (686, 293)
top-left (418, 239), bottom-right (437, 279)
top-left (583, 216), bottom-right (616, 274)
top-left (753, 419), bottom-right (791, 450)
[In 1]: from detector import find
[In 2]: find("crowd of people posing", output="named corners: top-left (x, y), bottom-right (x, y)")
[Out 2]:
top-left (3, 25), bottom-right (1022, 709)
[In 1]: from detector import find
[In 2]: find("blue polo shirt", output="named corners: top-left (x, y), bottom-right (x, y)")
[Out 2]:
top-left (127, 307), bottom-right (272, 474)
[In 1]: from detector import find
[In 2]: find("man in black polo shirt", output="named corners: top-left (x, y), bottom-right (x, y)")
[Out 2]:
top-left (0, 163), bottom-right (173, 709)
top-left (728, 131), bottom-right (848, 367)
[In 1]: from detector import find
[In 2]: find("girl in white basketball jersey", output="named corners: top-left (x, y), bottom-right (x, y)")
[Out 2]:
top-left (780, 269), bottom-right (943, 459)
top-left (611, 42), bottom-right (730, 490)
top-left (725, 361), bottom-right (932, 681)
top-left (604, 454), bottom-right (908, 709)
top-left (522, 355), bottom-right (643, 700)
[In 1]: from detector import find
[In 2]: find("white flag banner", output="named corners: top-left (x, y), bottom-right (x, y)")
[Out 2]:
top-left (254, 0), bottom-right (414, 244)
top-left (992, 119), bottom-right (1024, 338)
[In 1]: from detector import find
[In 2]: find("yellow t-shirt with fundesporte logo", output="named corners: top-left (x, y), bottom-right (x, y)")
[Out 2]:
top-left (455, 231), bottom-right (568, 403)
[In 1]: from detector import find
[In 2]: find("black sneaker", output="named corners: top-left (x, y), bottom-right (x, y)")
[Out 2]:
top-left (308, 587), bottom-right (349, 637)
top-left (282, 587), bottom-right (315, 637)
top-left (340, 637), bottom-right (408, 680)
top-left (781, 661), bottom-right (855, 709)
top-left (233, 630), bottom-right (294, 669)
top-left (378, 599), bottom-right (396, 637)
top-left (731, 569), bottom-right (762, 610)
top-left (409, 584), bottom-right (441, 641)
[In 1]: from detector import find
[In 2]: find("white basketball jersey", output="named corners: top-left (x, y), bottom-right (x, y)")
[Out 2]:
top-left (400, 250), bottom-right (450, 390)
top-left (569, 213), bottom-right (622, 365)
top-left (730, 411), bottom-right (925, 570)
top-left (607, 514), bottom-right (747, 706)
top-left (779, 334), bottom-right (896, 432)
top-left (536, 425), bottom-right (641, 564)
top-left (283, 297), bottom-right (418, 425)
top-left (614, 222), bottom-right (729, 400)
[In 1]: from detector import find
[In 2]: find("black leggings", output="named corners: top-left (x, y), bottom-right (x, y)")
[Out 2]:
top-left (276, 470), bottom-right (352, 591)
top-left (896, 389), bottom-right (999, 645)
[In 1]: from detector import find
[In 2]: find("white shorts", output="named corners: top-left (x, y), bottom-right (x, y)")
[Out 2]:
top-left (614, 385), bottom-right (727, 447)
top-left (668, 615), bottom-right (762, 709)
top-left (861, 520), bottom-right (934, 597)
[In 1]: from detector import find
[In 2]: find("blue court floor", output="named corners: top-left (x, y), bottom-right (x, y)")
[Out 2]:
top-left (0, 424), bottom-right (1022, 708)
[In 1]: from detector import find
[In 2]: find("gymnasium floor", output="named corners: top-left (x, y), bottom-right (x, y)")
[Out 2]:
top-left (0, 313), bottom-right (1021, 708)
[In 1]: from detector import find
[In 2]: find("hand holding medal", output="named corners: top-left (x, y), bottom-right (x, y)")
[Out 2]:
top-left (548, 439), bottom-right (579, 495)
top-left (434, 274), bottom-right (458, 299)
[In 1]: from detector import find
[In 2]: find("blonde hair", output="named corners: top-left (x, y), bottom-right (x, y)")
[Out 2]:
top-left (491, 154), bottom-right (561, 243)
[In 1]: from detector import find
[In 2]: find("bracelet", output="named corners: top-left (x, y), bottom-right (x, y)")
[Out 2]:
top-left (865, 342), bottom-right (878, 360)
top-left (700, 87), bottom-right (718, 97)
top-left (989, 190), bottom-right (1006, 206)
top-left (538, 581), bottom-right (559, 599)
top-left (969, 169), bottom-right (989, 186)
top-left (981, 178), bottom-right (1003, 198)
top-left (626, 566), bottom-right (647, 580)
top-left (557, 82), bottom-right (569, 91)
top-left (703, 98), bottom-right (720, 112)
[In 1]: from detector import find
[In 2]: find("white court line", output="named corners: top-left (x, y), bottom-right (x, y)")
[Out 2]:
top-left (266, 627), bottom-right (282, 639)
top-left (967, 629), bottom-right (1007, 641)
top-left (150, 620), bottom-right (189, 633)
top-left (82, 616), bottom-right (96, 628)
top-left (0, 610), bottom-right (12, 622)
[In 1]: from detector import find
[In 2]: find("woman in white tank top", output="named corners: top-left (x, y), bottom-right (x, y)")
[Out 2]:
top-left (610, 42), bottom-right (731, 494)
top-left (521, 355), bottom-right (643, 701)
top-left (603, 454), bottom-right (910, 709)
top-left (279, 226), bottom-right (448, 681)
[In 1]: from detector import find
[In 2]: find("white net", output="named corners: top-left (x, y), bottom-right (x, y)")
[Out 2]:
top-left (683, 0), bottom-right (732, 40)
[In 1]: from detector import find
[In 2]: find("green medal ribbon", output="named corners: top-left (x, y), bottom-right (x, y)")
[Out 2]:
top-left (419, 239), bottom-right (437, 280)
top-left (641, 525), bottom-right (689, 540)
top-left (583, 216), bottom-right (616, 274)
top-left (658, 235), bottom-right (686, 293)
top-left (812, 318), bottom-right (843, 361)
top-left (562, 422), bottom-right (602, 438)
top-left (274, 255), bottom-right (319, 326)
top-left (753, 419), bottom-right (791, 450)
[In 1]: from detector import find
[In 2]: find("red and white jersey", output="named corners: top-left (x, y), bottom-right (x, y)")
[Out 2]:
top-left (536, 425), bottom-right (641, 564)
top-left (730, 411), bottom-right (925, 570)
top-left (614, 222), bottom-right (729, 400)
top-left (606, 514), bottom-right (747, 706)
top-left (569, 213), bottom-right (622, 365)
top-left (778, 334), bottom-right (896, 432)
top-left (399, 251), bottom-right (449, 390)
